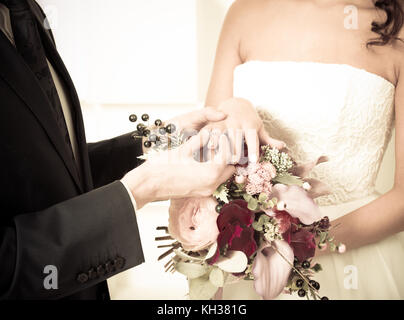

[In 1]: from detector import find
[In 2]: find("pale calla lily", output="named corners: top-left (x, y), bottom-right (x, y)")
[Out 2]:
top-left (252, 240), bottom-right (294, 300)
top-left (291, 155), bottom-right (331, 199)
top-left (270, 184), bottom-right (322, 225)
top-left (292, 156), bottom-right (329, 178)
top-left (304, 178), bottom-right (332, 199)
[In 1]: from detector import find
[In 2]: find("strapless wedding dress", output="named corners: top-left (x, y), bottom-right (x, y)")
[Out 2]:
top-left (223, 61), bottom-right (404, 300)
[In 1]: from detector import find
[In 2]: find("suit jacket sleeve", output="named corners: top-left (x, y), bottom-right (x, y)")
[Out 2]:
top-left (0, 181), bottom-right (145, 299)
top-left (88, 132), bottom-right (144, 188)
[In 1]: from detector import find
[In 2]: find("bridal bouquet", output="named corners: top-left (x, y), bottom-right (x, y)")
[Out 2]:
top-left (155, 141), bottom-right (345, 300)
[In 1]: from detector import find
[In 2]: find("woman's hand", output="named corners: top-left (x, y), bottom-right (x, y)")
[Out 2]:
top-left (204, 98), bottom-right (286, 163)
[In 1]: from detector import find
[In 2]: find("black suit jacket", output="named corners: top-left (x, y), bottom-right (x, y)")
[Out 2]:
top-left (0, 0), bottom-right (145, 299)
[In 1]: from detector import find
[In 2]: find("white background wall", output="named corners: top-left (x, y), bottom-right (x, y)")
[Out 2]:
top-left (36, 0), bottom-right (396, 299)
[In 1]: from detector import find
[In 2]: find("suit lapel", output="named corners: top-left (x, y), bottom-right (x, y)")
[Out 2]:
top-left (0, 31), bottom-right (83, 193)
top-left (28, 0), bottom-right (94, 191)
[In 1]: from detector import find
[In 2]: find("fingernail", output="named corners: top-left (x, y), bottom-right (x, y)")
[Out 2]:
top-left (208, 140), bottom-right (216, 149)
top-left (232, 155), bottom-right (239, 164)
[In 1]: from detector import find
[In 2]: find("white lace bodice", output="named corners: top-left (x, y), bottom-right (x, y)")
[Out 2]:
top-left (234, 61), bottom-right (395, 206)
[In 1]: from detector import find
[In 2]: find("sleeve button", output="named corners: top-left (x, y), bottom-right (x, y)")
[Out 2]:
top-left (77, 272), bottom-right (89, 284)
top-left (97, 265), bottom-right (106, 277)
top-left (105, 260), bottom-right (115, 273)
top-left (114, 256), bottom-right (126, 269)
top-left (88, 268), bottom-right (98, 280)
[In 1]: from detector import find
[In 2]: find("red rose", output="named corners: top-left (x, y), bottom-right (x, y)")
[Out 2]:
top-left (209, 200), bottom-right (257, 264)
top-left (284, 228), bottom-right (316, 262)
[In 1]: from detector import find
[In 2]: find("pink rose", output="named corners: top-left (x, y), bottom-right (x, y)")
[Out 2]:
top-left (168, 197), bottom-right (219, 251)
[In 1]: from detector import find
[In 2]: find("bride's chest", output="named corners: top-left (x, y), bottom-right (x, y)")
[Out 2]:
top-left (233, 62), bottom-right (395, 141)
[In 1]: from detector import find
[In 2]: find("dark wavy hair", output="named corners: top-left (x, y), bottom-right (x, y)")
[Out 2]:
top-left (368, 0), bottom-right (404, 46)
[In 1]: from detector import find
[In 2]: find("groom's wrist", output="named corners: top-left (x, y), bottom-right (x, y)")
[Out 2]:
top-left (121, 164), bottom-right (157, 210)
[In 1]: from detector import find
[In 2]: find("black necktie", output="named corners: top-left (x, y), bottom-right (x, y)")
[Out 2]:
top-left (1, 0), bottom-right (76, 163)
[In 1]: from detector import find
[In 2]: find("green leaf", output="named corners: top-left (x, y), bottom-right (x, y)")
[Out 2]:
top-left (261, 202), bottom-right (269, 210)
top-left (189, 275), bottom-right (219, 300)
top-left (248, 197), bottom-right (259, 211)
top-left (319, 231), bottom-right (327, 244)
top-left (175, 262), bottom-right (208, 279)
top-left (234, 183), bottom-right (245, 192)
top-left (260, 214), bottom-right (270, 224)
top-left (258, 193), bottom-right (268, 202)
top-left (209, 268), bottom-right (224, 287)
top-left (273, 173), bottom-right (304, 186)
top-left (311, 263), bottom-right (323, 273)
top-left (252, 221), bottom-right (263, 232)
top-left (243, 193), bottom-right (252, 202)
top-left (213, 183), bottom-right (229, 204)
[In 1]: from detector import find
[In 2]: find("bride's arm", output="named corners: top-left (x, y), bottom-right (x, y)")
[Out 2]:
top-left (319, 66), bottom-right (404, 253)
top-left (205, 1), bottom-right (243, 107)
top-left (204, 1), bottom-right (286, 160)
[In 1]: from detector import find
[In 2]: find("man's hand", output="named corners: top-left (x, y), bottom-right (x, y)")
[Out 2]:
top-left (141, 107), bottom-right (227, 154)
top-left (168, 106), bottom-right (227, 133)
top-left (122, 131), bottom-right (235, 209)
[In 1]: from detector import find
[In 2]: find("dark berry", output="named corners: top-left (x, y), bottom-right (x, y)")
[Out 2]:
top-left (302, 261), bottom-right (310, 269)
top-left (321, 296), bottom-right (329, 300)
top-left (137, 123), bottom-right (145, 132)
top-left (298, 289), bottom-right (306, 297)
top-left (166, 124), bottom-right (176, 134)
top-left (309, 280), bottom-right (320, 290)
top-left (296, 279), bottom-right (304, 288)
top-left (155, 119), bottom-right (163, 126)
top-left (143, 141), bottom-right (152, 148)
top-left (215, 204), bottom-right (223, 213)
top-left (141, 114), bottom-right (149, 121)
top-left (129, 114), bottom-right (137, 122)
top-left (142, 129), bottom-right (151, 137)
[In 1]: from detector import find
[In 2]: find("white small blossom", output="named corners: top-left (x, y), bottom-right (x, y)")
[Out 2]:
top-left (263, 220), bottom-right (282, 242)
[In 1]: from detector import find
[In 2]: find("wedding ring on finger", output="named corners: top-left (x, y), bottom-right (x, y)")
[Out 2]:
top-left (207, 129), bottom-right (222, 150)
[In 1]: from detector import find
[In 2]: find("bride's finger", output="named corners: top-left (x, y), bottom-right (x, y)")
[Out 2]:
top-left (184, 129), bottom-right (210, 155)
top-left (213, 134), bottom-right (232, 165)
top-left (245, 129), bottom-right (260, 163)
top-left (226, 128), bottom-right (244, 164)
top-left (259, 127), bottom-right (286, 150)
top-left (207, 127), bottom-right (223, 150)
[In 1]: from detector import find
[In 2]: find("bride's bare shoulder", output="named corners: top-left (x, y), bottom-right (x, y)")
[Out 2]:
top-left (226, 0), bottom-right (277, 18)
top-left (224, 0), bottom-right (278, 29)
